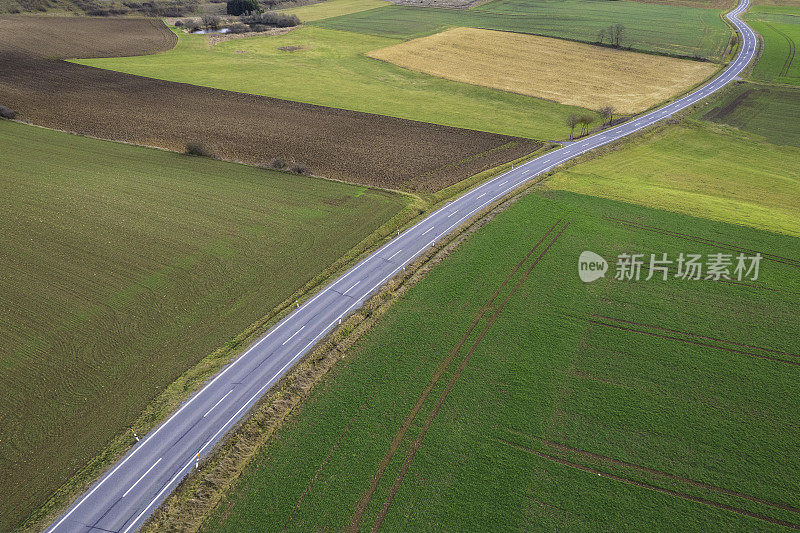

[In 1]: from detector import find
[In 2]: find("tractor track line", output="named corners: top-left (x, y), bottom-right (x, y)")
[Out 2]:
top-left (507, 429), bottom-right (800, 514)
top-left (586, 318), bottom-right (800, 365)
top-left (370, 223), bottom-right (569, 532)
top-left (497, 439), bottom-right (800, 530)
top-left (345, 219), bottom-right (563, 532)
top-left (591, 315), bottom-right (799, 358)
top-left (604, 217), bottom-right (800, 268)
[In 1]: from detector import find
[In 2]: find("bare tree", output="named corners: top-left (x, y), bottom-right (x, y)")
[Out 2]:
top-left (610, 23), bottom-right (625, 47)
top-left (599, 105), bottom-right (615, 126)
top-left (597, 28), bottom-right (605, 44)
top-left (566, 113), bottom-right (580, 140)
top-left (579, 114), bottom-right (595, 136)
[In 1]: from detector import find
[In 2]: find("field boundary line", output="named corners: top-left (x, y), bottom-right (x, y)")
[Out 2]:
top-left (370, 223), bottom-right (569, 532)
top-left (346, 218), bottom-right (563, 531)
top-left (507, 429), bottom-right (800, 514)
top-left (496, 438), bottom-right (800, 529)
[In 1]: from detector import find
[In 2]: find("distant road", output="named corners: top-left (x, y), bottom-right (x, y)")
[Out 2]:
top-left (48, 2), bottom-right (756, 530)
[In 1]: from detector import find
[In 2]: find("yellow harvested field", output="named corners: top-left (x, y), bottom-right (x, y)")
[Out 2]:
top-left (367, 28), bottom-right (719, 114)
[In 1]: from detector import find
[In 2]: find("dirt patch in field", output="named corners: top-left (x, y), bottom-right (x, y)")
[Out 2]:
top-left (278, 44), bottom-right (305, 51)
top-left (0, 15), bottom-right (177, 58)
top-left (0, 16), bottom-right (540, 192)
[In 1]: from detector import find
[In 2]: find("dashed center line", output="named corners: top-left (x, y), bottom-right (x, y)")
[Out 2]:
top-left (421, 227), bottom-right (435, 236)
top-left (122, 458), bottom-right (161, 498)
top-left (477, 192), bottom-right (487, 199)
top-left (447, 210), bottom-right (458, 218)
top-left (203, 389), bottom-right (233, 418)
top-left (387, 249), bottom-right (402, 260)
top-left (344, 281), bottom-right (360, 295)
top-left (282, 325), bottom-right (305, 346)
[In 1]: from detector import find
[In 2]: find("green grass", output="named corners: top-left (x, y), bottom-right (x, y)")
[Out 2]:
top-left (202, 190), bottom-right (800, 532)
top-left (312, 0), bottom-right (731, 60)
top-left (76, 26), bottom-right (591, 140)
top-left (702, 82), bottom-right (800, 146)
top-left (278, 0), bottom-right (389, 22)
top-left (545, 121), bottom-right (800, 237)
top-left (0, 120), bottom-right (407, 532)
top-left (747, 8), bottom-right (800, 84)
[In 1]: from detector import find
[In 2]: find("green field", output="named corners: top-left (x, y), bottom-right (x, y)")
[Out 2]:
top-left (77, 26), bottom-right (591, 140)
top-left (0, 120), bottom-right (407, 531)
top-left (703, 82), bottom-right (800, 146)
top-left (747, 6), bottom-right (800, 84)
top-left (279, 0), bottom-right (389, 22)
top-left (202, 190), bottom-right (800, 531)
top-left (312, 0), bottom-right (731, 60)
top-left (546, 121), bottom-right (800, 236)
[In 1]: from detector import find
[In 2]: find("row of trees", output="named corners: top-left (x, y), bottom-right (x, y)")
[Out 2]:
top-left (566, 106), bottom-right (614, 140)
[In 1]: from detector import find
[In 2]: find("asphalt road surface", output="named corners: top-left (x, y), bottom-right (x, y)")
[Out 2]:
top-left (48, 1), bottom-right (757, 530)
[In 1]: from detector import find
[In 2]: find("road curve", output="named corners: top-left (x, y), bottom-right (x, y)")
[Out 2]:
top-left (48, 2), bottom-right (756, 531)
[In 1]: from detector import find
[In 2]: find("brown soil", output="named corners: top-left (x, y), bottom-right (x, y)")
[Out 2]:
top-left (0, 15), bottom-right (177, 58)
top-left (0, 16), bottom-right (541, 192)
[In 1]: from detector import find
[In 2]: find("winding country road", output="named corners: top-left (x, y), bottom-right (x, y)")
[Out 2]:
top-left (48, 1), bottom-right (757, 530)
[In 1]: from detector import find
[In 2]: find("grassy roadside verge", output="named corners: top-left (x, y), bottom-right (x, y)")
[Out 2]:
top-left (18, 139), bottom-right (551, 533)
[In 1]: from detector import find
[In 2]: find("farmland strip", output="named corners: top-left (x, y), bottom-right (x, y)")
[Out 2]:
top-left (370, 223), bottom-right (569, 532)
top-left (347, 219), bottom-right (563, 531)
top-left (497, 439), bottom-right (800, 530)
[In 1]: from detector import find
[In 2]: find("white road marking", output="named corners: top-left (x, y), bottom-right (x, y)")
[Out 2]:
top-left (344, 281), bottom-right (360, 295)
top-left (387, 249), bottom-right (402, 260)
top-left (282, 326), bottom-right (305, 346)
top-left (421, 227), bottom-right (435, 236)
top-left (203, 389), bottom-right (233, 418)
top-left (499, 180), bottom-right (508, 187)
top-left (477, 192), bottom-right (486, 199)
top-left (447, 210), bottom-right (458, 218)
top-left (122, 458), bottom-right (161, 498)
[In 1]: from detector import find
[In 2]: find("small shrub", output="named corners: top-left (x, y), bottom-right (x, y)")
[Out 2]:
top-left (202, 14), bottom-right (221, 30)
top-left (185, 142), bottom-right (213, 157)
top-left (227, 0), bottom-right (259, 15)
top-left (228, 22), bottom-right (250, 33)
top-left (0, 106), bottom-right (18, 120)
top-left (290, 162), bottom-right (309, 174)
top-left (270, 157), bottom-right (288, 170)
top-left (174, 19), bottom-right (184, 26)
